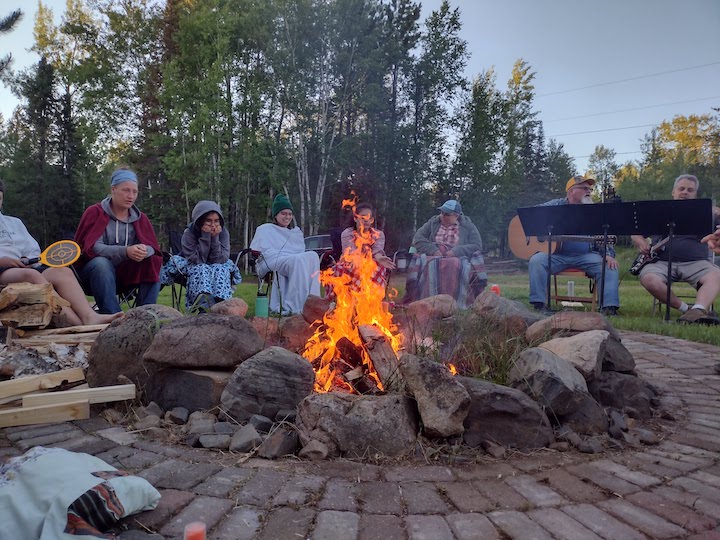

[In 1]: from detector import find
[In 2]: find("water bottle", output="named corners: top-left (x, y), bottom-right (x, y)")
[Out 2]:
top-left (255, 295), bottom-right (269, 318)
top-left (490, 284), bottom-right (501, 296)
top-left (567, 280), bottom-right (575, 297)
top-left (184, 522), bottom-right (206, 540)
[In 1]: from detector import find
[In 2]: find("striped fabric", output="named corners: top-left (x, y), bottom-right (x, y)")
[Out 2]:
top-left (406, 252), bottom-right (487, 309)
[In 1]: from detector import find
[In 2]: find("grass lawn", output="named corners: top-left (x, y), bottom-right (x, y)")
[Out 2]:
top-left (155, 245), bottom-right (720, 348)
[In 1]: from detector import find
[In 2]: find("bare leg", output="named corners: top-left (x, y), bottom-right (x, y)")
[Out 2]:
top-left (696, 268), bottom-right (720, 308)
top-left (639, 273), bottom-right (682, 309)
top-left (40, 268), bottom-right (123, 325)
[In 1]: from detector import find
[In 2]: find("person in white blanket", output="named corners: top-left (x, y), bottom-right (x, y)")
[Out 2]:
top-left (250, 194), bottom-right (320, 315)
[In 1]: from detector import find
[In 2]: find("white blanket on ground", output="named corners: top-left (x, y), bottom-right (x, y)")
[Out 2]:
top-left (250, 223), bottom-right (320, 314)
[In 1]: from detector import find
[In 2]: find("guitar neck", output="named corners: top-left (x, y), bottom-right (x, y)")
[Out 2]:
top-left (539, 235), bottom-right (616, 244)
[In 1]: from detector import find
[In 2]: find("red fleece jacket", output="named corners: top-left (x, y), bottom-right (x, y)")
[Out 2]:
top-left (74, 203), bottom-right (162, 287)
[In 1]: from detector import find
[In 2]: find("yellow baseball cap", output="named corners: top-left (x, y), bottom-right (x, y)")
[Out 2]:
top-left (565, 175), bottom-right (596, 192)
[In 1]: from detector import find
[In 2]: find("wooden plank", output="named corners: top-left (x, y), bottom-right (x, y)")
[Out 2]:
top-left (0, 383), bottom-right (90, 408)
top-left (23, 384), bottom-right (135, 407)
top-left (0, 400), bottom-right (90, 428)
top-left (21, 324), bottom-right (109, 337)
top-left (0, 367), bottom-right (85, 399)
top-left (16, 335), bottom-right (100, 346)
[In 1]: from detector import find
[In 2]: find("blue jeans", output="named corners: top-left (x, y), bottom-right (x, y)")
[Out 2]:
top-left (528, 251), bottom-right (620, 308)
top-left (78, 257), bottom-right (160, 314)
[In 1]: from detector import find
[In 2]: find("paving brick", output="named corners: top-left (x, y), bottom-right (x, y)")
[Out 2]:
top-left (527, 508), bottom-right (603, 540)
top-left (95, 427), bottom-right (139, 445)
top-left (454, 462), bottom-right (517, 481)
top-left (358, 481), bottom-right (403, 514)
top-left (438, 481), bottom-right (494, 513)
top-left (5, 422), bottom-right (78, 442)
top-left (487, 510), bottom-right (554, 540)
top-left (310, 460), bottom-right (383, 481)
top-left (405, 515), bottom-right (454, 540)
top-left (194, 467), bottom-right (254, 497)
top-left (689, 470), bottom-right (720, 489)
top-left (318, 478), bottom-right (359, 511)
top-left (137, 459), bottom-right (188, 486)
top-left (685, 532), bottom-right (720, 540)
top-left (233, 468), bottom-right (289, 507)
top-left (359, 514), bottom-right (406, 540)
top-left (73, 416), bottom-right (113, 432)
top-left (96, 446), bottom-right (165, 471)
top-left (445, 512), bottom-right (500, 540)
top-left (627, 491), bottom-right (717, 533)
top-left (159, 496), bottom-right (234, 538)
top-left (473, 478), bottom-right (531, 511)
top-left (256, 507), bottom-right (314, 540)
top-left (561, 503), bottom-right (645, 540)
top-left (622, 452), bottom-right (691, 478)
top-left (16, 430), bottom-right (81, 451)
top-left (533, 468), bottom-right (605, 504)
top-left (655, 441), bottom-right (720, 461)
top-left (588, 459), bottom-right (661, 488)
top-left (566, 463), bottom-right (640, 495)
top-left (47, 434), bottom-right (117, 455)
top-left (511, 453), bottom-right (579, 473)
top-left (670, 476), bottom-right (720, 502)
top-left (154, 461), bottom-right (222, 490)
top-left (400, 481), bottom-right (450, 514)
top-left (271, 474), bottom-right (325, 507)
top-left (505, 475), bottom-right (566, 507)
top-left (312, 510), bottom-right (360, 540)
top-left (672, 433), bottom-right (720, 453)
top-left (385, 465), bottom-right (453, 482)
top-left (653, 485), bottom-right (720, 519)
top-left (598, 498), bottom-right (687, 538)
top-left (210, 506), bottom-right (263, 540)
top-left (130, 488), bottom-right (195, 531)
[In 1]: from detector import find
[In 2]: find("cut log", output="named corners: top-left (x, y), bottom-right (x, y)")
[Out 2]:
top-left (2, 282), bottom-right (55, 305)
top-left (22, 384), bottom-right (135, 407)
top-left (0, 400), bottom-right (90, 428)
top-left (17, 332), bottom-right (101, 346)
top-left (358, 324), bottom-right (402, 391)
top-left (22, 324), bottom-right (109, 337)
top-left (0, 288), bottom-right (19, 311)
top-left (0, 304), bottom-right (54, 329)
top-left (0, 367), bottom-right (85, 399)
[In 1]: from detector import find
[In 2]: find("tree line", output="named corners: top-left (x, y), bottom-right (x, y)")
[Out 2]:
top-left (0, 0), bottom-right (718, 256)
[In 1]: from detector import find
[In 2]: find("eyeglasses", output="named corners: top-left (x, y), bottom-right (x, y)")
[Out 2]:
top-left (573, 186), bottom-right (593, 192)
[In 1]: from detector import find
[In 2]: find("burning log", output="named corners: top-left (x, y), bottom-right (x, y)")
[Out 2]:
top-left (359, 324), bottom-right (402, 392)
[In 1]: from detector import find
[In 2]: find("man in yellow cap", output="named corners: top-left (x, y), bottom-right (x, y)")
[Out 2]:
top-left (528, 175), bottom-right (620, 315)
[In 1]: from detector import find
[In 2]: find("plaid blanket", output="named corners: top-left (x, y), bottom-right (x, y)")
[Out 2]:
top-left (406, 252), bottom-right (487, 309)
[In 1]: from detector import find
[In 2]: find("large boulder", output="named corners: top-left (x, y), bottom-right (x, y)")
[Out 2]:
top-left (398, 353), bottom-right (470, 438)
top-left (602, 337), bottom-right (636, 373)
top-left (87, 304), bottom-right (182, 391)
top-left (526, 311), bottom-right (620, 343)
top-left (538, 330), bottom-right (609, 382)
top-left (145, 368), bottom-right (233, 413)
top-left (459, 377), bottom-right (554, 449)
top-left (302, 295), bottom-right (331, 325)
top-left (472, 290), bottom-right (543, 334)
top-left (557, 393), bottom-right (609, 435)
top-left (508, 347), bottom-right (589, 417)
top-left (404, 294), bottom-right (456, 332)
top-left (278, 314), bottom-right (314, 352)
top-left (143, 314), bottom-right (264, 369)
top-left (220, 346), bottom-right (315, 422)
top-left (296, 393), bottom-right (419, 457)
top-left (210, 298), bottom-right (248, 318)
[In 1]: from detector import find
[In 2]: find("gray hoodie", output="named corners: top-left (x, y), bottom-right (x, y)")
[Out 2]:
top-left (181, 200), bottom-right (230, 265)
top-left (93, 197), bottom-right (156, 265)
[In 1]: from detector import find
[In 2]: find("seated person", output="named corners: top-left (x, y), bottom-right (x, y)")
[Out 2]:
top-left (249, 194), bottom-right (320, 315)
top-left (403, 200), bottom-right (487, 308)
top-left (328, 203), bottom-right (395, 298)
top-left (631, 174), bottom-right (720, 324)
top-left (528, 175), bottom-right (620, 315)
top-left (74, 168), bottom-right (162, 314)
top-left (160, 201), bottom-right (241, 311)
top-left (0, 179), bottom-right (120, 326)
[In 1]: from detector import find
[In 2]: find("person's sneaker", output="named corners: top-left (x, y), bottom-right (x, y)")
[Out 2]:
top-left (678, 307), bottom-right (709, 324)
top-left (600, 306), bottom-right (618, 317)
top-left (532, 302), bottom-right (546, 311)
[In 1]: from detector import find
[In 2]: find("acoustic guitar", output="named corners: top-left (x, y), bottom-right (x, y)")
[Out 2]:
top-left (507, 215), bottom-right (617, 260)
top-left (629, 236), bottom-right (669, 275)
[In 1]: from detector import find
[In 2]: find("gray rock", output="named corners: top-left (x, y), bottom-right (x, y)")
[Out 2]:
top-left (165, 407), bottom-right (189, 425)
top-left (137, 401), bottom-right (164, 419)
top-left (298, 439), bottom-right (329, 460)
top-left (257, 427), bottom-right (299, 459)
top-left (539, 330), bottom-right (609, 382)
top-left (275, 409), bottom-right (297, 423)
top-left (134, 415), bottom-right (161, 430)
top-left (602, 337), bottom-right (636, 373)
top-left (87, 305), bottom-right (181, 391)
top-left (278, 314), bottom-right (314, 352)
top-left (146, 368), bottom-right (232, 414)
top-left (509, 347), bottom-right (589, 417)
top-left (459, 377), bottom-right (554, 450)
top-left (576, 437), bottom-right (603, 454)
top-left (209, 298), bottom-right (248, 317)
top-left (588, 371), bottom-right (656, 419)
top-left (230, 424), bottom-right (263, 453)
top-left (481, 440), bottom-right (506, 459)
top-left (296, 393), bottom-right (419, 458)
top-left (472, 290), bottom-right (543, 333)
top-left (398, 353), bottom-right (470, 438)
top-left (302, 295), bottom-right (331, 325)
top-left (249, 414), bottom-right (274, 433)
top-left (557, 393), bottom-right (608, 435)
top-left (214, 422), bottom-right (237, 434)
top-left (526, 311), bottom-right (620, 343)
top-left (199, 434), bottom-right (231, 450)
top-left (405, 294), bottom-right (457, 333)
top-left (143, 314), bottom-right (264, 368)
top-left (220, 346), bottom-right (315, 422)
top-left (186, 411), bottom-right (217, 435)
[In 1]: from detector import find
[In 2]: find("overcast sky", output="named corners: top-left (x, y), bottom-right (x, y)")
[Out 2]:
top-left (2, 0), bottom-right (719, 173)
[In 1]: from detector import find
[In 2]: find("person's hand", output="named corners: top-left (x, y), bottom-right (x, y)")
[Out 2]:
top-left (632, 237), bottom-right (650, 255)
top-left (446, 250), bottom-right (455, 258)
top-left (375, 255), bottom-right (396, 270)
top-left (605, 255), bottom-right (618, 270)
top-left (202, 222), bottom-right (222, 236)
top-left (0, 256), bottom-right (27, 268)
top-left (126, 244), bottom-right (148, 262)
top-left (701, 228), bottom-right (720, 254)
top-left (432, 250), bottom-right (443, 257)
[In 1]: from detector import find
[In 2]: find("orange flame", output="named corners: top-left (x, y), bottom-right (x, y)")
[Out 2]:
top-left (448, 363), bottom-right (458, 376)
top-left (302, 196), bottom-right (402, 393)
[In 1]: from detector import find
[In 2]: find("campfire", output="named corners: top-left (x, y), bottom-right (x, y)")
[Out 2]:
top-left (302, 197), bottom-right (402, 393)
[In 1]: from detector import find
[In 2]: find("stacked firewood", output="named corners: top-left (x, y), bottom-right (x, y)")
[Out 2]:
top-left (0, 282), bottom-right (71, 329)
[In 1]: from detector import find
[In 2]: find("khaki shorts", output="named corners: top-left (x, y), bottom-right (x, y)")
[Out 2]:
top-left (639, 259), bottom-right (720, 289)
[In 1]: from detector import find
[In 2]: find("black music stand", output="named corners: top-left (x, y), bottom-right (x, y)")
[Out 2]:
top-left (517, 199), bottom-right (713, 320)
